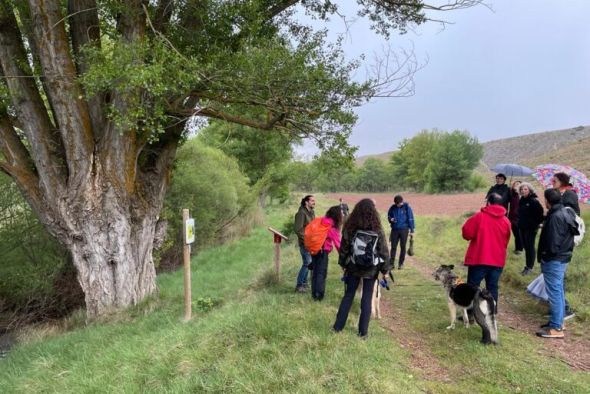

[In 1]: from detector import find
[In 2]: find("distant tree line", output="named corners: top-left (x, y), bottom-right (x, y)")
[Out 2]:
top-left (289, 129), bottom-right (486, 193)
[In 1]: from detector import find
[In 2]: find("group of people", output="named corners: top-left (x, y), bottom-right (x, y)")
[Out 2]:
top-left (293, 195), bottom-right (415, 338)
top-left (474, 171), bottom-right (581, 338)
top-left (292, 170), bottom-right (581, 340)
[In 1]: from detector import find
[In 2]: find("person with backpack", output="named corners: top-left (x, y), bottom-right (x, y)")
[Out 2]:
top-left (333, 199), bottom-right (391, 339)
top-left (306, 206), bottom-right (343, 301)
top-left (517, 182), bottom-right (544, 276)
top-left (387, 194), bottom-right (415, 269)
top-left (550, 172), bottom-right (581, 319)
top-left (294, 195), bottom-right (315, 293)
top-left (536, 188), bottom-right (580, 338)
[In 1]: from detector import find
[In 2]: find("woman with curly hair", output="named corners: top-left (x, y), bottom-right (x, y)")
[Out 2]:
top-left (310, 205), bottom-right (343, 301)
top-left (333, 199), bottom-right (391, 338)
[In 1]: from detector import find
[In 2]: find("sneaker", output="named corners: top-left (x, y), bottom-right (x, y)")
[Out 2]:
top-left (398, 264), bottom-right (404, 270)
top-left (514, 250), bottom-right (523, 255)
top-left (295, 286), bottom-right (307, 293)
top-left (564, 311), bottom-right (576, 321)
top-left (521, 267), bottom-right (533, 276)
top-left (536, 327), bottom-right (564, 338)
top-left (539, 323), bottom-right (566, 331)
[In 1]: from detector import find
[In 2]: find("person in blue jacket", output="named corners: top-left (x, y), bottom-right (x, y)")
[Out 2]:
top-left (387, 195), bottom-right (415, 269)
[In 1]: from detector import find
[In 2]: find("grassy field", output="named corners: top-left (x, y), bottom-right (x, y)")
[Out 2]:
top-left (416, 212), bottom-right (590, 323)
top-left (1, 199), bottom-right (589, 393)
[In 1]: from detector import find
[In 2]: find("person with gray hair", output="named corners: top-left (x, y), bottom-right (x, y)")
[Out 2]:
top-left (517, 182), bottom-right (544, 275)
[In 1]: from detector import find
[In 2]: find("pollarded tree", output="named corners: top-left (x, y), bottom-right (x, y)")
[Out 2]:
top-left (0, 0), bottom-right (484, 318)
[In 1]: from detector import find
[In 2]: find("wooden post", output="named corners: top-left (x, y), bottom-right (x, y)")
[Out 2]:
top-left (274, 234), bottom-right (281, 281)
top-left (268, 227), bottom-right (288, 282)
top-left (182, 209), bottom-right (192, 321)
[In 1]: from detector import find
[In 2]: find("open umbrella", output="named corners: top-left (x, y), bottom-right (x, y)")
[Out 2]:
top-left (533, 164), bottom-right (590, 204)
top-left (491, 163), bottom-right (534, 177)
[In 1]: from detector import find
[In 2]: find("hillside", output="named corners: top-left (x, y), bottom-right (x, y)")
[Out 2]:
top-left (356, 125), bottom-right (590, 174)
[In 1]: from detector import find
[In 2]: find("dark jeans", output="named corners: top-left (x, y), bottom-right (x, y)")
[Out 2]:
top-left (520, 228), bottom-right (538, 269)
top-left (390, 228), bottom-right (410, 266)
top-left (511, 222), bottom-right (523, 251)
top-left (311, 251), bottom-right (329, 300)
top-left (333, 275), bottom-right (376, 337)
top-left (467, 265), bottom-right (503, 304)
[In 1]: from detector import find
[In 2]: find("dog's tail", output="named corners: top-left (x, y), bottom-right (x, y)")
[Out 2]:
top-left (478, 289), bottom-right (498, 344)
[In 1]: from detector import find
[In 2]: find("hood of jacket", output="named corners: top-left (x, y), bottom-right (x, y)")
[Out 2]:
top-left (481, 204), bottom-right (507, 218)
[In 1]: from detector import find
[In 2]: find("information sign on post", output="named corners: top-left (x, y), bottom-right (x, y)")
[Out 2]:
top-left (185, 218), bottom-right (195, 245)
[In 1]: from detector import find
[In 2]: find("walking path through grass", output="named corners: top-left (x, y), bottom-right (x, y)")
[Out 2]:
top-left (1, 205), bottom-right (588, 393)
top-left (387, 255), bottom-right (590, 372)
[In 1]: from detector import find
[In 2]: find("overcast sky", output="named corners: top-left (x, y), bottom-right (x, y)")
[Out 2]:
top-left (297, 0), bottom-right (590, 158)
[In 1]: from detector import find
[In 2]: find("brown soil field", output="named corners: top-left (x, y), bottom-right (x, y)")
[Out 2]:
top-left (326, 192), bottom-right (487, 216)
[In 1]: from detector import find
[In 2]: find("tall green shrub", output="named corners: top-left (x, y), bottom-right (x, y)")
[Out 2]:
top-left (162, 139), bottom-right (254, 263)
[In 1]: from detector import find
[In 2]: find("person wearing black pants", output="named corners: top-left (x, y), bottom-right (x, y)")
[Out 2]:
top-left (517, 183), bottom-right (544, 276)
top-left (334, 276), bottom-right (376, 336)
top-left (508, 181), bottom-right (523, 254)
top-left (332, 199), bottom-right (391, 338)
top-left (387, 195), bottom-right (415, 269)
top-left (311, 250), bottom-right (329, 301)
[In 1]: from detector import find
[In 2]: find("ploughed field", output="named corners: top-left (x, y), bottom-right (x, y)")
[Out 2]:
top-left (327, 192), bottom-right (487, 216)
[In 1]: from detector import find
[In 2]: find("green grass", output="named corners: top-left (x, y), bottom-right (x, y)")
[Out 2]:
top-left (0, 205), bottom-right (422, 393)
top-left (1, 200), bottom-right (589, 393)
top-left (415, 212), bottom-right (590, 323)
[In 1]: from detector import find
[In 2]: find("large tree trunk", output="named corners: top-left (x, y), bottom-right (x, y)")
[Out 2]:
top-left (67, 196), bottom-right (159, 317)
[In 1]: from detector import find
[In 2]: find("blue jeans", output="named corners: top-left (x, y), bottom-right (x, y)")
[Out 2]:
top-left (467, 265), bottom-right (503, 303)
top-left (296, 245), bottom-right (312, 288)
top-left (541, 260), bottom-right (568, 329)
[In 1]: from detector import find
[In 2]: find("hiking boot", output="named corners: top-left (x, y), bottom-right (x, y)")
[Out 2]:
top-left (536, 327), bottom-right (564, 338)
top-left (521, 267), bottom-right (533, 276)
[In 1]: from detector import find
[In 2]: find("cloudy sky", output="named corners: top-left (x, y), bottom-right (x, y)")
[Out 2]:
top-left (298, 0), bottom-right (590, 157)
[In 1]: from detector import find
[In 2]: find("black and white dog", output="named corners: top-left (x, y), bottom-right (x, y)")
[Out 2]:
top-left (433, 264), bottom-right (498, 345)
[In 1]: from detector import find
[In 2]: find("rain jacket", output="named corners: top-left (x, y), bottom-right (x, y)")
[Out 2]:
top-left (462, 204), bottom-right (511, 268)
top-left (517, 194), bottom-right (544, 230)
top-left (538, 203), bottom-right (578, 263)
top-left (387, 202), bottom-right (415, 232)
top-left (486, 184), bottom-right (510, 210)
top-left (321, 217), bottom-right (341, 253)
top-left (560, 186), bottom-right (580, 215)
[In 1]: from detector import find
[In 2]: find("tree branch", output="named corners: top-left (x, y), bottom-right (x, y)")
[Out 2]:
top-left (28, 0), bottom-right (95, 191)
top-left (0, 111), bottom-right (45, 219)
top-left (67, 0), bottom-right (105, 132)
top-left (0, 2), bottom-right (66, 196)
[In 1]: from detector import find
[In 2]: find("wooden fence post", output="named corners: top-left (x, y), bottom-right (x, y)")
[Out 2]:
top-left (182, 209), bottom-right (195, 321)
top-left (268, 227), bottom-right (288, 281)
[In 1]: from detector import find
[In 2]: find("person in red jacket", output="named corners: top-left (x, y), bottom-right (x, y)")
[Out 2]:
top-left (462, 193), bottom-right (511, 306)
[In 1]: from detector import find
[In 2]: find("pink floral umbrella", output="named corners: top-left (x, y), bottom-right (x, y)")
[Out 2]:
top-left (533, 164), bottom-right (590, 204)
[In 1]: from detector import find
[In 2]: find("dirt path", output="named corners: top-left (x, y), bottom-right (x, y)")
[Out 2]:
top-left (395, 256), bottom-right (590, 372)
top-left (379, 296), bottom-right (451, 383)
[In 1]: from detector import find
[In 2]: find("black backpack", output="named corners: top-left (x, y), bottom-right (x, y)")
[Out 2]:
top-left (350, 230), bottom-right (380, 268)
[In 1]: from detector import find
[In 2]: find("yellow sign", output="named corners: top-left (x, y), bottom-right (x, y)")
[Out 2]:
top-left (185, 218), bottom-right (195, 244)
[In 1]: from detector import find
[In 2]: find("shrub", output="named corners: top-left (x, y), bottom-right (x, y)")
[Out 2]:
top-left (160, 139), bottom-right (255, 268)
